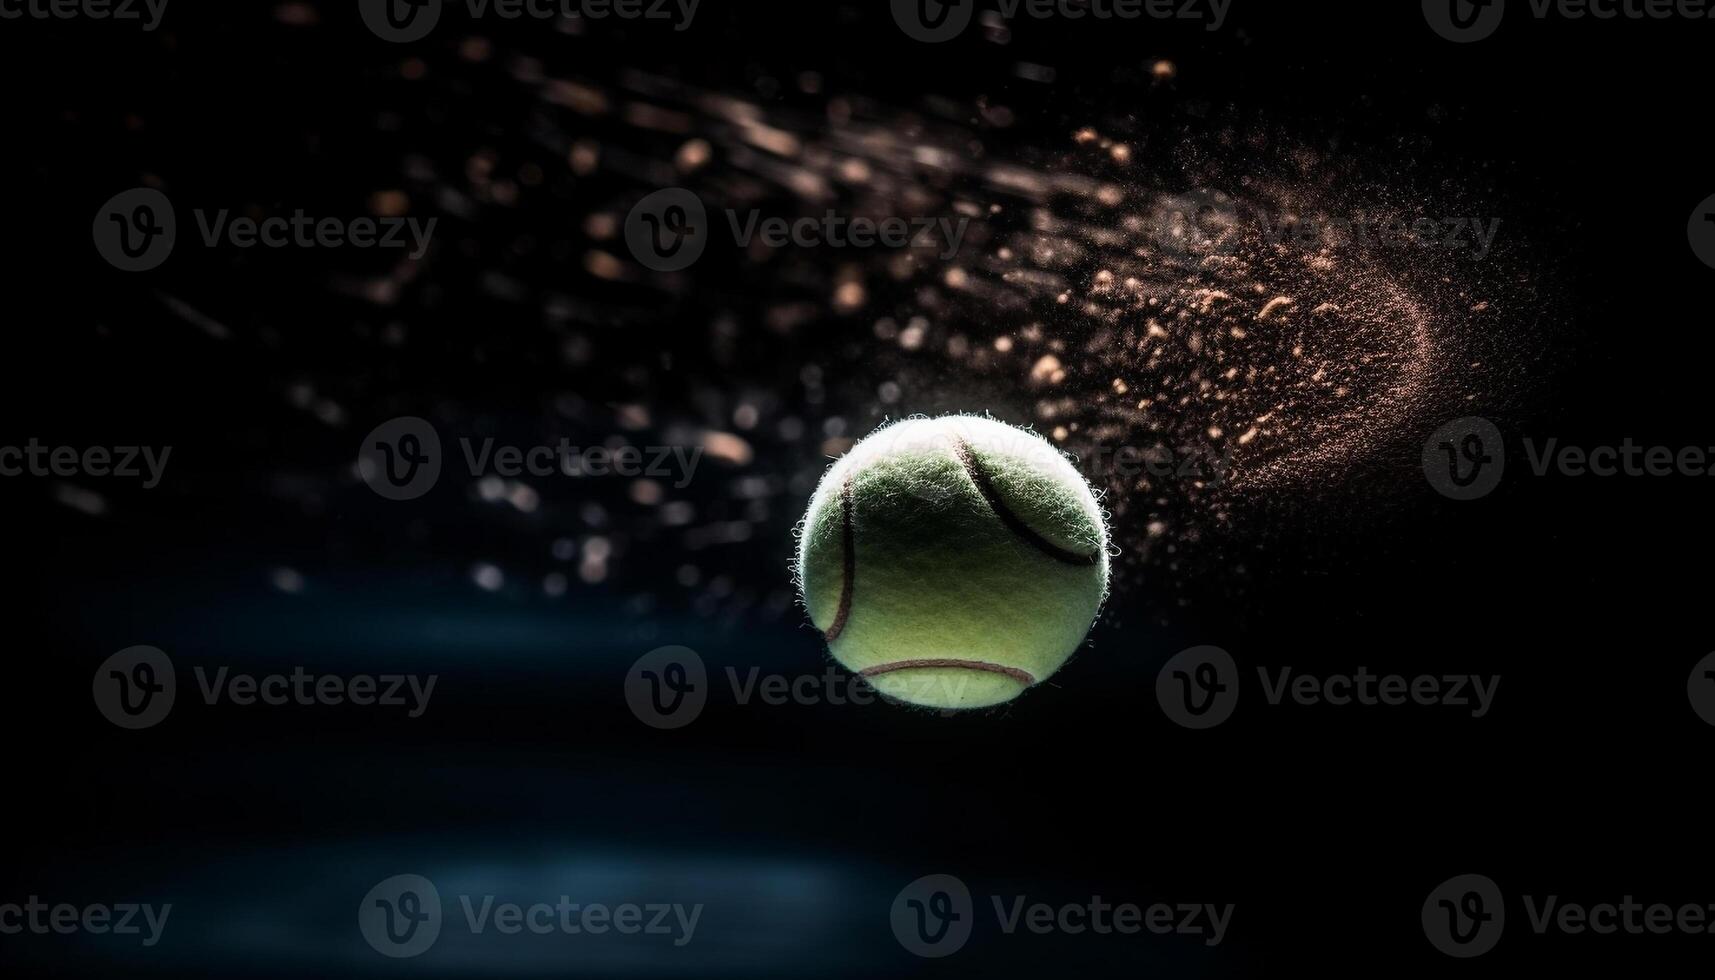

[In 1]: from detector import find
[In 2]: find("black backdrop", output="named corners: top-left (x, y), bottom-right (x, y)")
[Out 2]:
top-left (3, 1), bottom-right (1711, 975)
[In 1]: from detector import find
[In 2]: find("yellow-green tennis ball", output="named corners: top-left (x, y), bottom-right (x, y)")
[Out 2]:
top-left (796, 415), bottom-right (1110, 710)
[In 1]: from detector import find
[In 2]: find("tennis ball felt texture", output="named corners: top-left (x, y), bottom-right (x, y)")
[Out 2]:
top-left (796, 416), bottom-right (1110, 709)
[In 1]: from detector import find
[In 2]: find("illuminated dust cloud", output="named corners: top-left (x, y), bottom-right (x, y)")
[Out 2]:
top-left (543, 68), bottom-right (1544, 604)
top-left (178, 32), bottom-right (1551, 624)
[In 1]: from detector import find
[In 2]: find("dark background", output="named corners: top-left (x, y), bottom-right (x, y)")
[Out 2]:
top-left (2, 1), bottom-right (1710, 975)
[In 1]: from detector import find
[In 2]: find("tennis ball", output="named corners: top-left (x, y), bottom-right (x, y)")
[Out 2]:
top-left (796, 415), bottom-right (1110, 709)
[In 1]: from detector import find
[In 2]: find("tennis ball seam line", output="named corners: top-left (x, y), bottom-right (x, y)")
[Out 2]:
top-left (822, 473), bottom-right (856, 642)
top-left (859, 659), bottom-right (1036, 686)
top-left (953, 437), bottom-right (1101, 567)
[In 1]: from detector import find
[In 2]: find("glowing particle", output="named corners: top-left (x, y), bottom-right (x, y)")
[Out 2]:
top-left (899, 319), bottom-right (927, 350)
top-left (676, 138), bottom-right (712, 172)
top-left (701, 431), bottom-right (754, 466)
top-left (472, 564), bottom-right (504, 591)
top-left (1031, 354), bottom-right (1066, 384)
top-left (1258, 296), bottom-right (1295, 321)
top-left (833, 280), bottom-right (866, 312)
